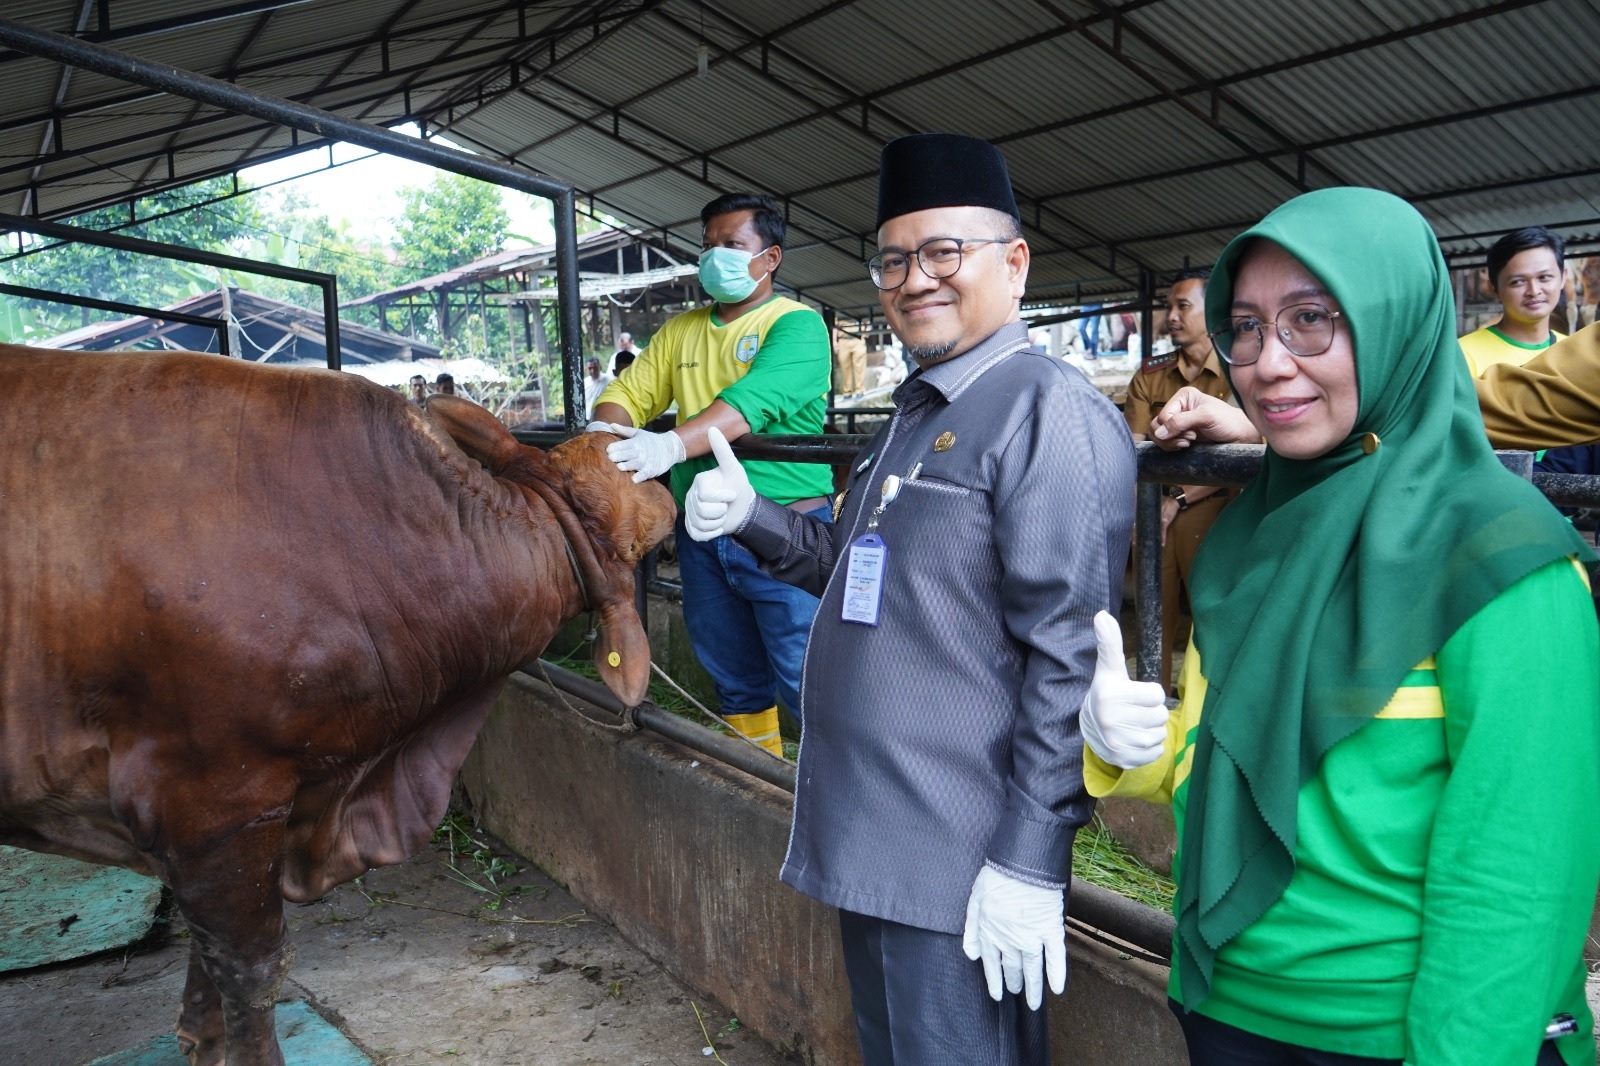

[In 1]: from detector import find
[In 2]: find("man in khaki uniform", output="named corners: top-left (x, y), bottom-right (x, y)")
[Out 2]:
top-left (1123, 268), bottom-right (1236, 692)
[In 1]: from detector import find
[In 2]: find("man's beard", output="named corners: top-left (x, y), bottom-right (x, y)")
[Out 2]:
top-left (905, 340), bottom-right (957, 364)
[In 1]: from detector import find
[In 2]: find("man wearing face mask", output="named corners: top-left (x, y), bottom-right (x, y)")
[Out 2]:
top-left (590, 192), bottom-right (833, 756)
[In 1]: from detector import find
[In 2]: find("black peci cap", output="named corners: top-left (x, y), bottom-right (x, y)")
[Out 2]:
top-left (875, 133), bottom-right (1021, 229)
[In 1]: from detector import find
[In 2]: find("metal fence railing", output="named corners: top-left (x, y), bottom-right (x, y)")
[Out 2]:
top-left (514, 429), bottom-right (1599, 686)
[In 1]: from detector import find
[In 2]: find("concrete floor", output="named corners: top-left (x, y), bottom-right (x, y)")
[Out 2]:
top-left (0, 828), bottom-right (794, 1066)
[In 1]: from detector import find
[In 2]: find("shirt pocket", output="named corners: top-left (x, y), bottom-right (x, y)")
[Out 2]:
top-left (877, 476), bottom-right (988, 558)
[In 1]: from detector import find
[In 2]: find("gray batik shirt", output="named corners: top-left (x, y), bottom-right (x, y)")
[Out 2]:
top-left (735, 320), bottom-right (1137, 934)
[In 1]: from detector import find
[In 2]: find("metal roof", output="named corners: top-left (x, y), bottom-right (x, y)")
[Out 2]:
top-left (3, 0), bottom-right (1599, 318)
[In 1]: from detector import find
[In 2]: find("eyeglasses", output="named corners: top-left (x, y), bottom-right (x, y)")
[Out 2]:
top-left (866, 237), bottom-right (1013, 291)
top-left (1210, 303), bottom-right (1346, 366)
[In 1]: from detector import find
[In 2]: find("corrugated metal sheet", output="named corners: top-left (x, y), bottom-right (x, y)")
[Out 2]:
top-left (5, 0), bottom-right (1600, 316)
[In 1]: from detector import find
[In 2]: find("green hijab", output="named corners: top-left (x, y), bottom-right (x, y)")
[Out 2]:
top-left (1175, 187), bottom-right (1593, 1005)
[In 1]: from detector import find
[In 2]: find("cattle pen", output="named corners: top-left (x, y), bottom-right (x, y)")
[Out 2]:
top-left (5, 2), bottom-right (1600, 1063)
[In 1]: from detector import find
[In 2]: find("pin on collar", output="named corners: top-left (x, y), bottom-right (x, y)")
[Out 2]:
top-left (934, 431), bottom-right (956, 452)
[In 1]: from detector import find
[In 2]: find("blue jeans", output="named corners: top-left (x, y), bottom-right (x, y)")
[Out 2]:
top-left (676, 506), bottom-right (828, 724)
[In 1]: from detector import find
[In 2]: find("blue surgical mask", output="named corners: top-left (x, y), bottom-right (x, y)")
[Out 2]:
top-left (698, 245), bottom-right (772, 304)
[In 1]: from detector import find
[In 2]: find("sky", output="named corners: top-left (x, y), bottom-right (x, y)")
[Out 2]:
top-left (238, 124), bottom-right (557, 248)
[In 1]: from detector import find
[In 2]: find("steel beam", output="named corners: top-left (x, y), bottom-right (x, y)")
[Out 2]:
top-left (0, 0), bottom-right (319, 62)
top-left (647, 3), bottom-right (1146, 288)
top-left (567, 0), bottom-right (1160, 202)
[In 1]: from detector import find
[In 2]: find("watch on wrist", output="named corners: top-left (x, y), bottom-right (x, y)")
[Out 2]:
top-left (1165, 485), bottom-right (1189, 510)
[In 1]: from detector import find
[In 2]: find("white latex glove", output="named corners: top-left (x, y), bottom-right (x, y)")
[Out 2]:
top-left (684, 426), bottom-right (754, 542)
top-left (962, 865), bottom-right (1067, 1011)
top-left (603, 423), bottom-right (686, 483)
top-left (584, 420), bottom-right (613, 433)
top-left (1080, 610), bottom-right (1169, 769)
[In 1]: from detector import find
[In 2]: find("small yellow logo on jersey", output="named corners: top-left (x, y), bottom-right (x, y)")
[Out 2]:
top-left (736, 335), bottom-right (760, 363)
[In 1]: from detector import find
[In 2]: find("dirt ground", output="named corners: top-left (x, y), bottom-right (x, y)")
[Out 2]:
top-left (0, 824), bottom-right (795, 1066)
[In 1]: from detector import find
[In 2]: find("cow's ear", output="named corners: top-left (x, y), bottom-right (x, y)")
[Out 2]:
top-left (593, 601), bottom-right (651, 706)
top-left (427, 396), bottom-right (525, 473)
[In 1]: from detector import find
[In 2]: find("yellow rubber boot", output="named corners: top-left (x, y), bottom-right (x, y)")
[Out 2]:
top-left (724, 706), bottom-right (784, 758)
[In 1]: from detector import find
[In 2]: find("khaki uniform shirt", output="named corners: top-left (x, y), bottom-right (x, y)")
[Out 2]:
top-left (1476, 322), bottom-right (1600, 449)
top-left (1123, 346), bottom-right (1234, 437)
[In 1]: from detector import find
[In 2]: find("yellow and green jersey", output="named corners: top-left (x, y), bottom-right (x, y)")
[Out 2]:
top-left (1460, 324), bottom-right (1564, 378)
top-left (1088, 558), bottom-right (1600, 1065)
top-left (595, 297), bottom-right (833, 505)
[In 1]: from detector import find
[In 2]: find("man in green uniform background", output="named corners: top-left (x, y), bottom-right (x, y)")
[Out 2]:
top-left (590, 192), bottom-right (833, 755)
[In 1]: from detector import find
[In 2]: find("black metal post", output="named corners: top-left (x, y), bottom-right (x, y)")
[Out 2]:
top-left (553, 189), bottom-right (585, 434)
top-left (0, 281), bottom-right (231, 355)
top-left (1139, 267), bottom-right (1155, 366)
top-left (1134, 481), bottom-right (1163, 685)
top-left (1135, 268), bottom-right (1163, 684)
top-left (320, 275), bottom-right (342, 371)
top-left (0, 16), bottom-right (578, 381)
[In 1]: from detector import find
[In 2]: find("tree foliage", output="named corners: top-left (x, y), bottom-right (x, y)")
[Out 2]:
top-left (236, 191), bottom-right (405, 310)
top-left (1, 178), bottom-right (262, 334)
top-left (392, 173), bottom-right (510, 280)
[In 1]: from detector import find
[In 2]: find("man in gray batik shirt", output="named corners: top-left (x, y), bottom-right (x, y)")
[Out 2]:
top-left (686, 133), bottom-right (1135, 1065)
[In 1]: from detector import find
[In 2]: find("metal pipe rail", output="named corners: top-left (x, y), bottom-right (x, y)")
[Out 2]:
top-left (521, 658), bottom-right (1178, 960)
top-left (0, 281), bottom-right (233, 356)
top-left (520, 426), bottom-right (1597, 680)
top-left (0, 212), bottom-right (337, 366)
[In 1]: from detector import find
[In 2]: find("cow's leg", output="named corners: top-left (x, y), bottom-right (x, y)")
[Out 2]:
top-left (119, 757), bottom-right (297, 1066)
top-left (175, 939), bottom-right (224, 1065)
top-left (162, 813), bottom-right (295, 1066)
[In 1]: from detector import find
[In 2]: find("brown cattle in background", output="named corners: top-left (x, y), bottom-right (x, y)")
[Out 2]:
top-left (1576, 255), bottom-right (1600, 330)
top-left (0, 346), bottom-right (674, 1065)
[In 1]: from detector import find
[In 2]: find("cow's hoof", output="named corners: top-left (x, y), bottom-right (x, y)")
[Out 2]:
top-left (175, 1025), bottom-right (226, 1066)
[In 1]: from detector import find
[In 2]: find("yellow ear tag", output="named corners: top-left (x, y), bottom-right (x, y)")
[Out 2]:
top-left (607, 651), bottom-right (621, 668)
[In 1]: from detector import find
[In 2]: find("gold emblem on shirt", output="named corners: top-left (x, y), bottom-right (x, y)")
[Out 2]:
top-left (832, 491), bottom-right (847, 521)
top-left (933, 431), bottom-right (956, 452)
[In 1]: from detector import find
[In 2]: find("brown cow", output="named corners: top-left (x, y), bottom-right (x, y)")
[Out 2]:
top-left (0, 345), bottom-right (674, 1065)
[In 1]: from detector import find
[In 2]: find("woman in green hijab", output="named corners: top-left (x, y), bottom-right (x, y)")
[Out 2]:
top-left (1080, 187), bottom-right (1600, 1065)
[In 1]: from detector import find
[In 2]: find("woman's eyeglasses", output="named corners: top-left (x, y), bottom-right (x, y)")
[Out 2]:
top-left (1210, 304), bottom-right (1345, 366)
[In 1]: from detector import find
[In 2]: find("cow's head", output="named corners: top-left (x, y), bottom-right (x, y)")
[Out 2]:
top-left (425, 397), bottom-right (675, 705)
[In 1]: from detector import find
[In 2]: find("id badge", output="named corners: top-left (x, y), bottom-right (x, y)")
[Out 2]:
top-left (841, 533), bottom-right (888, 625)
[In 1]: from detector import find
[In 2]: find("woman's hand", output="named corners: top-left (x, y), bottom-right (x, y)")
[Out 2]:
top-left (1150, 388), bottom-right (1258, 450)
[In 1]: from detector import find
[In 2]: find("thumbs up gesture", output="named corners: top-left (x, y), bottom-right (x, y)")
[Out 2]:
top-left (685, 427), bottom-right (756, 542)
top-left (1080, 611), bottom-right (1169, 769)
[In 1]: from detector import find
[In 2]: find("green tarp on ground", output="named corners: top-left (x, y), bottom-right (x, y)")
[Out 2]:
top-left (0, 846), bottom-right (162, 972)
top-left (87, 1001), bottom-right (372, 1065)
